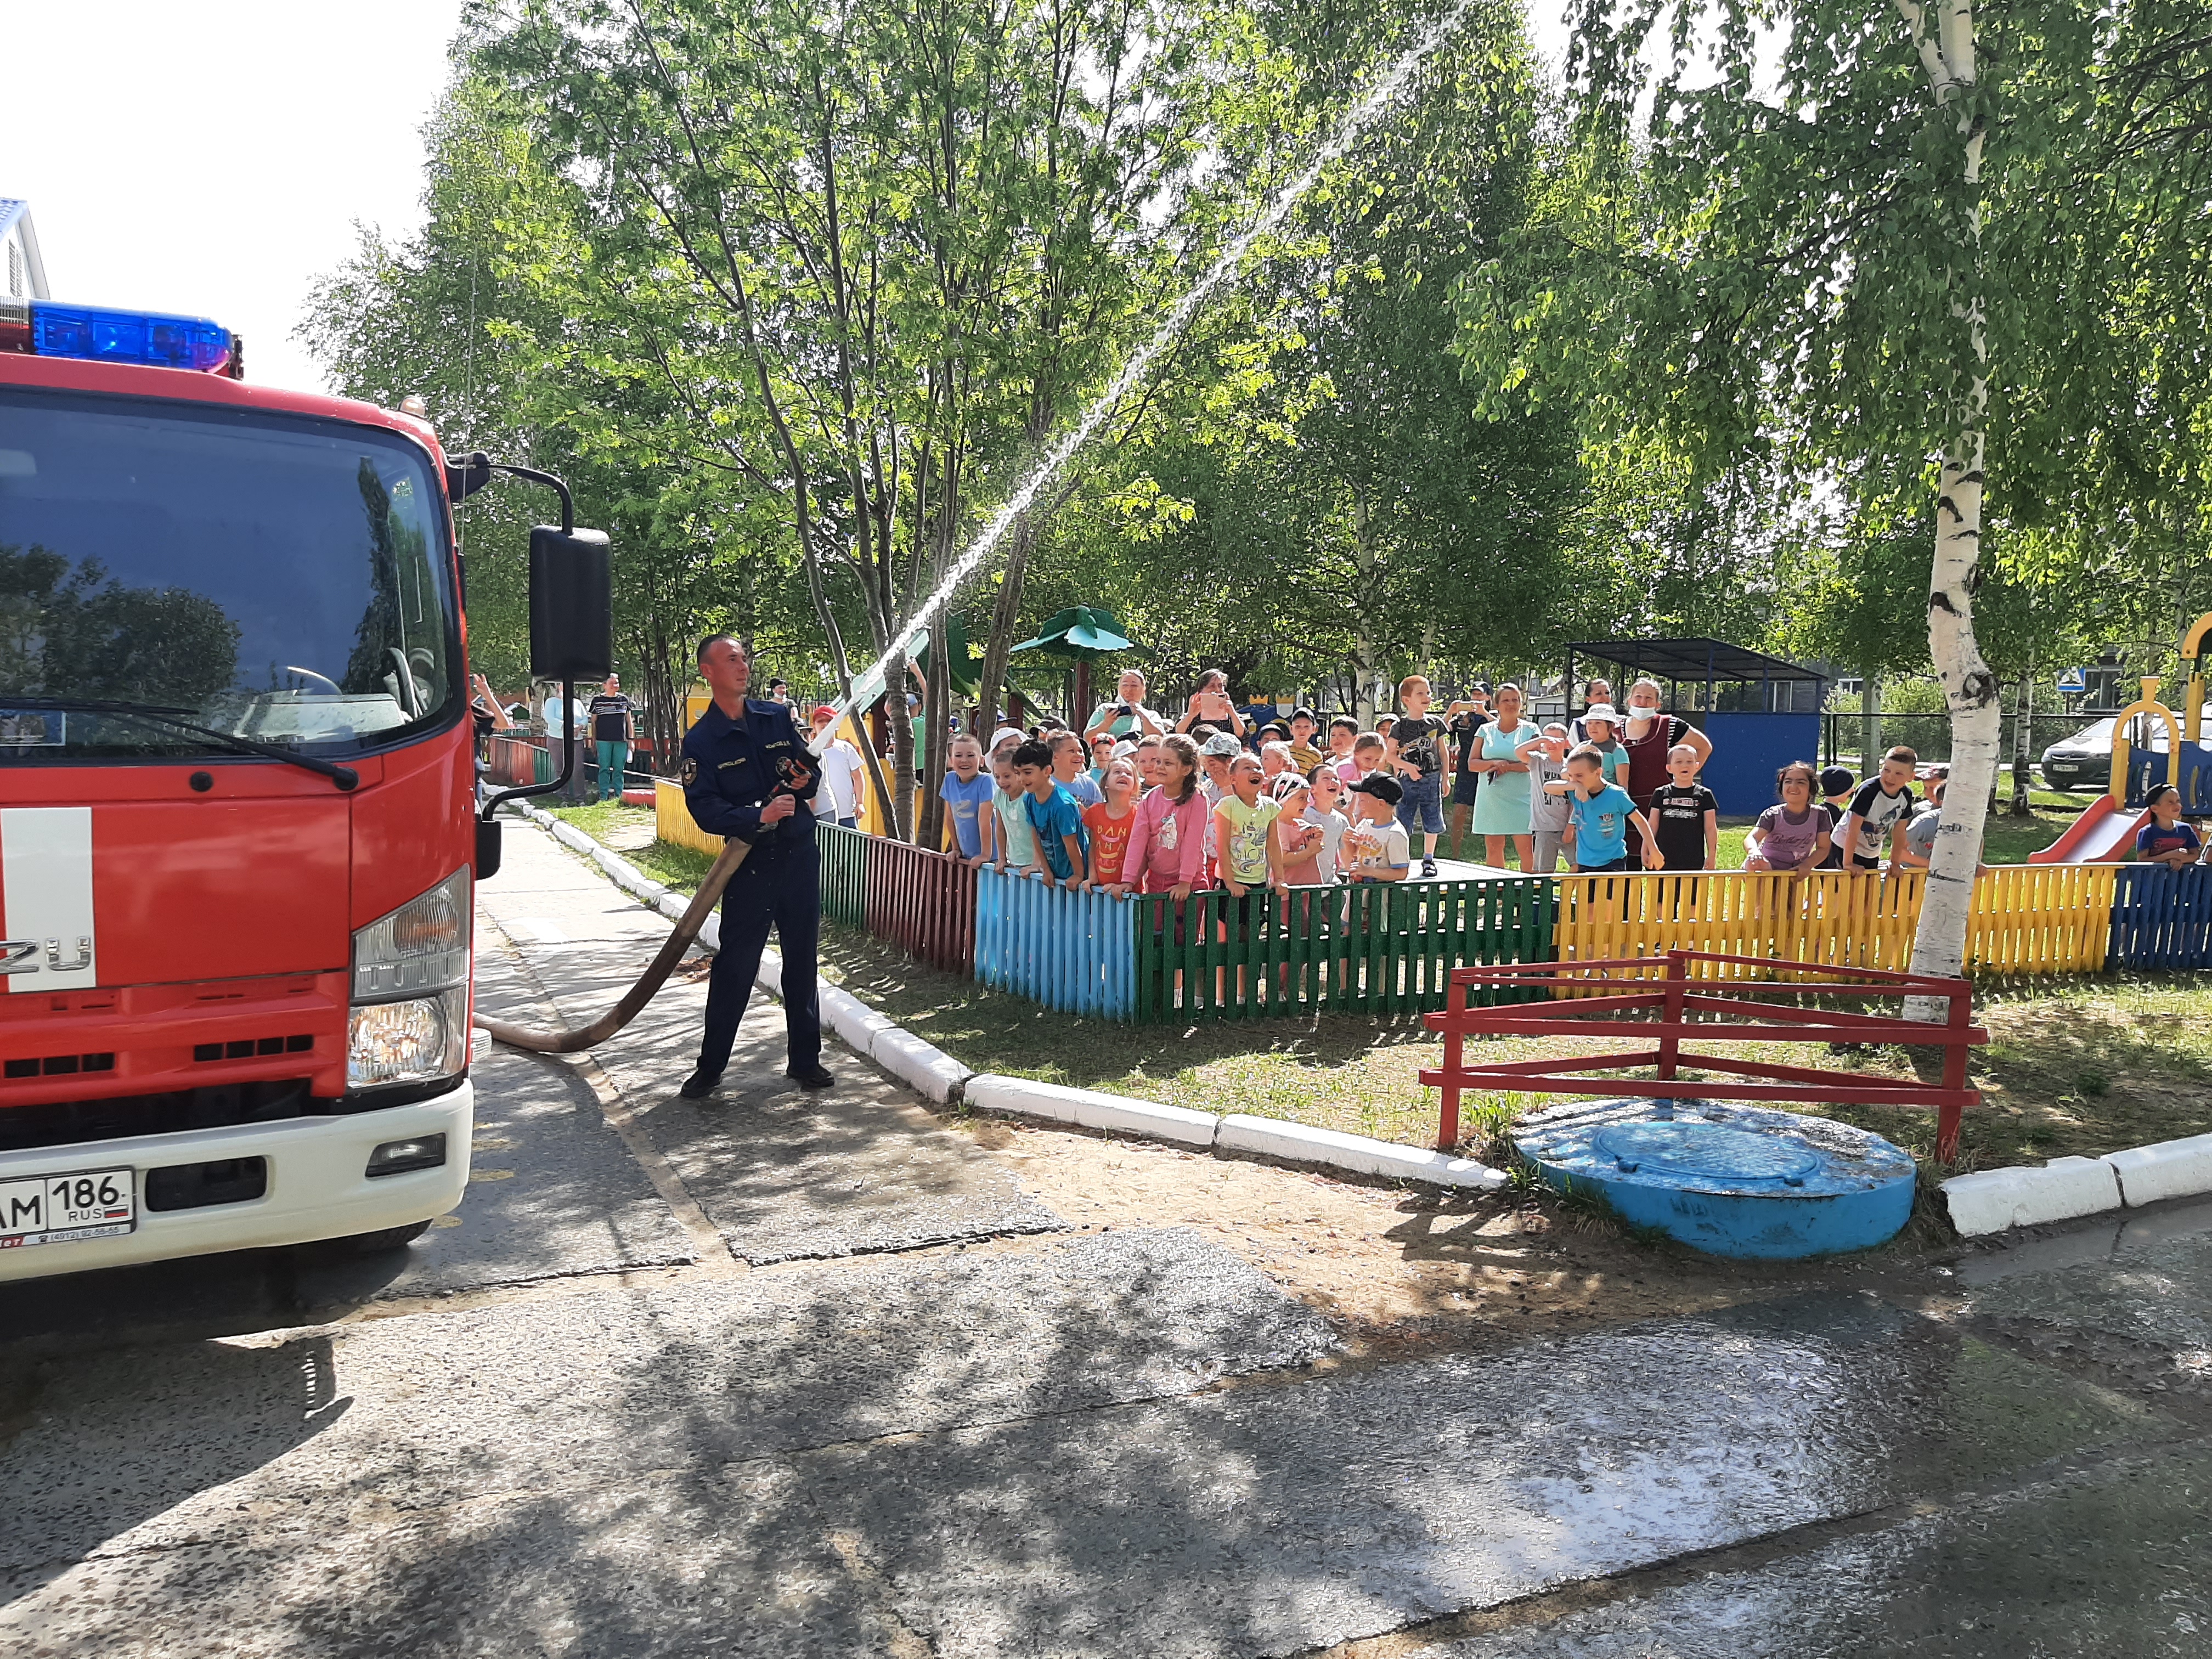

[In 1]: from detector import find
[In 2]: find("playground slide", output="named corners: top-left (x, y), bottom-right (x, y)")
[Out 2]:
top-left (2027, 794), bottom-right (2151, 864)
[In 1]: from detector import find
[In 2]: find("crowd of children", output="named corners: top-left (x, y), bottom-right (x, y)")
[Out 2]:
top-left (931, 669), bottom-right (1994, 892)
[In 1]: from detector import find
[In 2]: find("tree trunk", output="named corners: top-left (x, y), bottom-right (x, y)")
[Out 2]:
top-left (973, 512), bottom-right (1039, 735)
top-left (1902, 0), bottom-right (1995, 1027)
top-left (918, 627), bottom-right (950, 851)
top-left (882, 647), bottom-right (915, 842)
top-left (1351, 487), bottom-right (1380, 727)
top-left (2010, 669), bottom-right (2034, 816)
top-left (1908, 434), bottom-right (2001, 1001)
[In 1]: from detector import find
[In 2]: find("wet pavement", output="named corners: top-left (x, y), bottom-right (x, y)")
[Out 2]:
top-left (1, 816), bottom-right (2208, 1655)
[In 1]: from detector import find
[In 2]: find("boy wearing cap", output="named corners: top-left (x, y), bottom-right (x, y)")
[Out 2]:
top-left (1343, 774), bottom-right (1413, 882)
top-left (1197, 730), bottom-right (1244, 883)
top-left (808, 704), bottom-right (868, 829)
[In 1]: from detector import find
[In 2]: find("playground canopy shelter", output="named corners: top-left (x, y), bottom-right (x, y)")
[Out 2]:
top-left (1567, 637), bottom-right (1829, 815)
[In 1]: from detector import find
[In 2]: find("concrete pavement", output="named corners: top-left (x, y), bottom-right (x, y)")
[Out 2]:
top-left (0, 815), bottom-right (2207, 1655)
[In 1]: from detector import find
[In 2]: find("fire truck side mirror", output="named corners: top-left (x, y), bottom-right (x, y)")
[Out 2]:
top-left (527, 524), bottom-right (613, 680)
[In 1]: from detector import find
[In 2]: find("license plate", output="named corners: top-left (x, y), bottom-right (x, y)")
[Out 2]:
top-left (0, 1166), bottom-right (136, 1249)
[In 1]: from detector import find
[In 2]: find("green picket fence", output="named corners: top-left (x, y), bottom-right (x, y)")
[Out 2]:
top-left (817, 821), bottom-right (870, 928)
top-left (1130, 877), bottom-right (1556, 1023)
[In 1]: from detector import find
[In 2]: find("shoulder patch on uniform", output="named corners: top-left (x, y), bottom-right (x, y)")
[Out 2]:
top-left (680, 757), bottom-right (698, 786)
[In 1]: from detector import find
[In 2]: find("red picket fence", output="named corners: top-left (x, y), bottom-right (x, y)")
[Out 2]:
top-left (863, 833), bottom-right (978, 975)
top-left (1419, 949), bottom-right (1987, 1159)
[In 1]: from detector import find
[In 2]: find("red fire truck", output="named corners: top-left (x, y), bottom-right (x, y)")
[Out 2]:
top-left (0, 298), bottom-right (605, 1282)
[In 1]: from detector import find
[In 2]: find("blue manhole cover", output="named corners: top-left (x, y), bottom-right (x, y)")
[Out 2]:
top-left (1591, 1122), bottom-right (1821, 1184)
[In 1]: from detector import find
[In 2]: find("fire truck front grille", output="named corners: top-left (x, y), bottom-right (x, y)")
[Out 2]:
top-left (0, 1079), bottom-right (318, 1155)
top-left (193, 1035), bottom-right (315, 1062)
top-left (3, 1053), bottom-right (117, 1080)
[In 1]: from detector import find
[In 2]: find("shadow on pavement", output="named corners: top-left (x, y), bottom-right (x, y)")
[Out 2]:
top-left (0, 1272), bottom-right (2187, 1658)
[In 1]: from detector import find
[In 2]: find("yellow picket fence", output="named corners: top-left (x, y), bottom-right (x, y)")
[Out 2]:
top-left (1551, 864), bottom-right (2115, 988)
top-left (654, 778), bottom-right (725, 859)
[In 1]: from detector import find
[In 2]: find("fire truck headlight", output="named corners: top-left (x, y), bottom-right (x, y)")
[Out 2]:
top-left (352, 868), bottom-right (471, 1001)
top-left (347, 988), bottom-right (469, 1087)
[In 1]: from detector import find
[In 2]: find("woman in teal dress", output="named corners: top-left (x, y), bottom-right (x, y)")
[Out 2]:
top-left (1468, 682), bottom-right (1541, 870)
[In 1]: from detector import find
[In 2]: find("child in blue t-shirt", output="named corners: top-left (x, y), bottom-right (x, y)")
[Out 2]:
top-left (940, 733), bottom-right (996, 864)
top-left (1548, 746), bottom-right (1652, 872)
top-left (1014, 739), bottom-right (1090, 886)
top-left (2135, 784), bottom-right (2205, 870)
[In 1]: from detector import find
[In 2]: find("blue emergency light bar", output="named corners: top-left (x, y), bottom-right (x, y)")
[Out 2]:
top-left (0, 298), bottom-right (235, 374)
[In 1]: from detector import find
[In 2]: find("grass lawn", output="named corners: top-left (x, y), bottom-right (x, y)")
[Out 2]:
top-left (545, 800), bottom-right (648, 842)
top-left (811, 918), bottom-right (2212, 1176)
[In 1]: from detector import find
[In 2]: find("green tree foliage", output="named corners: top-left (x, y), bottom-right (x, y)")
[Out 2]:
top-left (461, 0), bottom-right (1244, 838)
top-left (1030, 1), bottom-right (1599, 715)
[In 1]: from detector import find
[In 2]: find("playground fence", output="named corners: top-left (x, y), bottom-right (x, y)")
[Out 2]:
top-left (486, 735), bottom-right (545, 787)
top-left (1129, 876), bottom-right (1556, 1024)
top-left (1551, 865), bottom-right (2113, 986)
top-left (610, 804), bottom-right (2212, 1018)
top-left (2108, 864), bottom-right (2212, 968)
top-left (974, 867), bottom-right (1135, 1018)
top-left (653, 778), bottom-right (724, 859)
top-left (864, 832), bottom-right (977, 974)
top-left (817, 820), bottom-right (870, 929)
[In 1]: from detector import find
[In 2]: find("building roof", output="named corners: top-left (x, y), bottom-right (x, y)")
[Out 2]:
top-left (1568, 637), bottom-right (1827, 685)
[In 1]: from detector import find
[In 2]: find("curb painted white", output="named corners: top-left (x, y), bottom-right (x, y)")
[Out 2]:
top-left (1942, 1157), bottom-right (2123, 1238)
top-left (967, 1075), bottom-right (1220, 1149)
top-left (872, 1029), bottom-right (974, 1104)
top-left (2103, 1132), bottom-right (2212, 1210)
top-left (550, 820), bottom-right (596, 856)
top-left (821, 983), bottom-right (898, 1055)
top-left (1217, 1113), bottom-right (1510, 1190)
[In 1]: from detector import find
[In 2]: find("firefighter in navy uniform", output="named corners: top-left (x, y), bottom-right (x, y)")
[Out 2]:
top-left (678, 634), bottom-right (834, 1097)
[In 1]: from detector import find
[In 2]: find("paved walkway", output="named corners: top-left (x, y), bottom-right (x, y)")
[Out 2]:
top-left (0, 816), bottom-right (2207, 1655)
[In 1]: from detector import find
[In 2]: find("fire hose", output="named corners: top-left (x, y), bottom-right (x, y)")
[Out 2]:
top-left (470, 834), bottom-right (752, 1054)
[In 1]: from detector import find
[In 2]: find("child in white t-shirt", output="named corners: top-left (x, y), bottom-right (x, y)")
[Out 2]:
top-left (1341, 774), bottom-right (1412, 882)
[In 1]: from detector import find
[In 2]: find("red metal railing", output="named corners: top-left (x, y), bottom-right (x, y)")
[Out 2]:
top-left (1418, 949), bottom-right (1986, 1160)
top-left (863, 834), bottom-right (978, 975)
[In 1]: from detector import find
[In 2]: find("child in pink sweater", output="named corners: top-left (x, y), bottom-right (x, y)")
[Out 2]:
top-left (1124, 733), bottom-right (1209, 896)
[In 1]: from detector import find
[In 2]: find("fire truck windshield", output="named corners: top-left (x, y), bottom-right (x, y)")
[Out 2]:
top-left (0, 387), bottom-right (460, 763)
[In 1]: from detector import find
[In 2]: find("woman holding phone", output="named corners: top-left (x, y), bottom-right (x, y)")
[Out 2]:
top-left (1176, 668), bottom-right (1247, 738)
top-left (1083, 668), bottom-right (1167, 744)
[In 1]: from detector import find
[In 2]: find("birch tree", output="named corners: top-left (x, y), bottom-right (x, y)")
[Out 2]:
top-left (1455, 0), bottom-right (2112, 1006)
top-left (1893, 0), bottom-right (1997, 1003)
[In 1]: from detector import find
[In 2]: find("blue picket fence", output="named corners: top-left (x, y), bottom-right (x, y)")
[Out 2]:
top-left (973, 867), bottom-right (1137, 1018)
top-left (2108, 864), bottom-right (2212, 968)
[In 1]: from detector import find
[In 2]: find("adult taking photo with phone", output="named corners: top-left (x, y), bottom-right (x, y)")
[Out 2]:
top-left (1084, 668), bottom-right (1169, 743)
